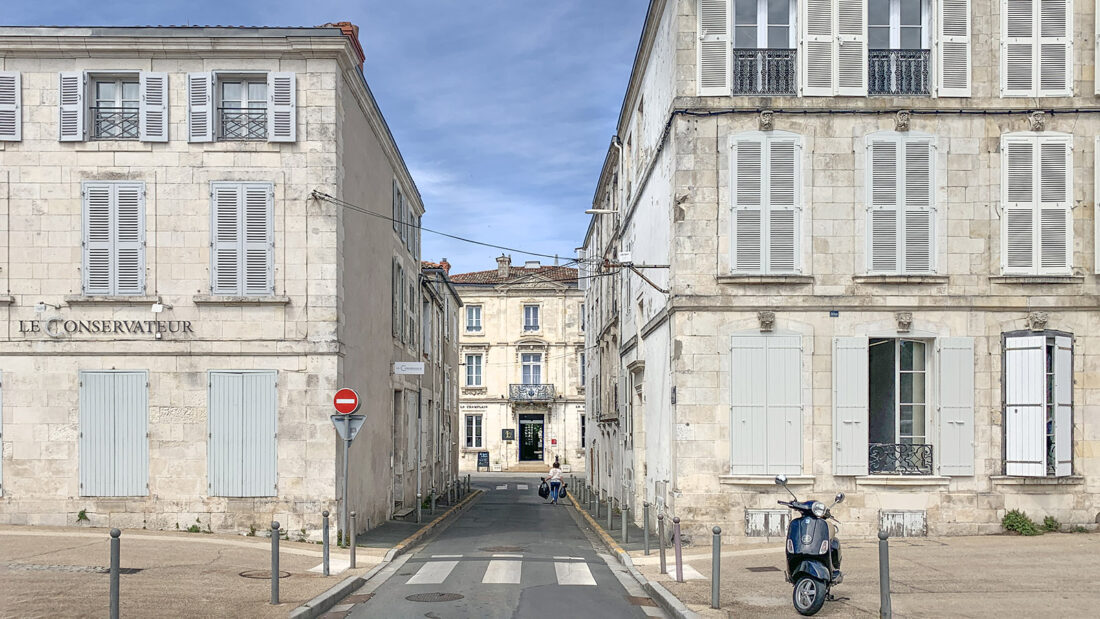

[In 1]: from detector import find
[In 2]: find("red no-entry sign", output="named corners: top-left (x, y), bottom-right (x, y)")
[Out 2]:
top-left (333, 388), bottom-right (360, 414)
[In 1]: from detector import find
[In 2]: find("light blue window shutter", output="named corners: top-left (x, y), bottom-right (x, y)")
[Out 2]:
top-left (80, 371), bottom-right (148, 497)
top-left (937, 337), bottom-right (974, 475)
top-left (833, 336), bottom-right (869, 475)
top-left (187, 72), bottom-right (213, 143)
top-left (211, 183), bottom-right (241, 294)
top-left (83, 183), bottom-right (113, 295)
top-left (731, 136), bottom-right (764, 272)
top-left (1004, 335), bottom-right (1045, 476)
top-left (903, 138), bottom-right (934, 273)
top-left (139, 72), bottom-right (168, 142)
top-left (730, 336), bottom-right (767, 474)
top-left (267, 72), bottom-right (296, 142)
top-left (868, 138), bottom-right (899, 273)
top-left (1053, 335), bottom-right (1072, 476)
top-left (208, 371), bottom-right (277, 497)
top-left (58, 71), bottom-right (84, 141)
top-left (767, 139), bottom-right (800, 273)
top-left (244, 184), bottom-right (274, 295)
top-left (113, 183), bottom-right (145, 296)
top-left (767, 335), bottom-right (802, 474)
top-left (0, 71), bottom-right (21, 141)
top-left (113, 372), bottom-right (149, 496)
top-left (392, 180), bottom-right (400, 232)
top-left (0, 372), bottom-right (4, 496)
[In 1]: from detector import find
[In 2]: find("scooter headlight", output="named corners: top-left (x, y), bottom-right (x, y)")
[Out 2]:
top-left (819, 539), bottom-right (830, 554)
top-left (786, 538), bottom-right (794, 554)
top-left (811, 501), bottom-right (827, 518)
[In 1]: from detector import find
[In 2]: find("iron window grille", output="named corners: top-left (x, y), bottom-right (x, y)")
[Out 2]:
top-left (90, 107), bottom-right (139, 140)
top-left (509, 384), bottom-right (556, 402)
top-left (868, 49), bottom-right (931, 95)
top-left (732, 49), bottom-right (797, 95)
top-left (869, 442), bottom-right (933, 475)
top-left (219, 107), bottom-right (267, 140)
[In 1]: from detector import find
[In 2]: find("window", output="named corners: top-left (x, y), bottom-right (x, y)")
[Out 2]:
top-left (465, 414), bottom-right (483, 448)
top-left (465, 354), bottom-right (483, 387)
top-left (408, 279), bottom-right (417, 350)
top-left (865, 132), bottom-right (935, 274)
top-left (79, 371), bottom-right (148, 496)
top-left (186, 72), bottom-right (295, 142)
top-left (392, 180), bottom-right (402, 233)
top-left (1004, 332), bottom-right (1072, 477)
top-left (1001, 132), bottom-right (1072, 275)
top-left (734, 0), bottom-right (795, 48)
top-left (1001, 0), bottom-right (1071, 97)
top-left (522, 353), bottom-right (543, 385)
top-left (82, 181), bottom-right (145, 296)
top-left (58, 71), bottom-right (167, 142)
top-left (868, 339), bottom-right (930, 473)
top-left (580, 414), bottom-right (586, 448)
top-left (868, 0), bottom-right (931, 95)
top-left (729, 131), bottom-right (801, 274)
top-left (91, 77), bottom-right (139, 139)
top-left (579, 303), bottom-right (585, 332)
top-left (208, 370), bottom-right (277, 497)
top-left (730, 335), bottom-right (802, 474)
top-left (523, 305), bottom-right (540, 331)
top-left (211, 182), bottom-right (274, 296)
top-left (0, 71), bottom-right (21, 142)
top-left (219, 78), bottom-right (267, 140)
top-left (396, 263), bottom-right (406, 343)
top-left (466, 305), bottom-right (482, 332)
top-left (392, 259), bottom-right (400, 338)
top-left (580, 352), bottom-right (586, 386)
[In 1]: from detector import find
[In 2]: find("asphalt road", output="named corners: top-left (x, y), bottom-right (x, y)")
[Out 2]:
top-left (341, 474), bottom-right (665, 619)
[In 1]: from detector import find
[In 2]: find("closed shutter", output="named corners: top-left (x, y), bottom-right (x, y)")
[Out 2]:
top-left (731, 336), bottom-right (768, 474)
top-left (187, 72), bottom-right (213, 142)
top-left (1052, 335), bottom-right (1072, 476)
top-left (767, 335), bottom-right (803, 473)
top-left (392, 259), bottom-right (400, 337)
top-left (698, 0), bottom-right (731, 95)
top-left (1096, 137), bottom-right (1100, 272)
top-left (768, 138), bottom-right (800, 273)
top-left (208, 371), bottom-right (278, 497)
top-left (79, 371), bottom-right (148, 497)
top-left (1002, 137), bottom-right (1036, 272)
top-left (903, 139), bottom-right (934, 273)
top-left (1004, 335), bottom-right (1045, 476)
top-left (868, 138), bottom-right (899, 272)
top-left (114, 183), bottom-right (145, 295)
top-left (0, 372), bottom-right (4, 496)
top-left (392, 180), bottom-right (400, 232)
top-left (211, 183), bottom-right (241, 294)
top-left (0, 71), bottom-right (20, 141)
top-left (58, 71), bottom-right (85, 141)
top-left (267, 72), bottom-right (296, 142)
top-left (732, 137), bottom-right (764, 271)
top-left (835, 0), bottom-right (867, 96)
top-left (243, 184), bottom-right (274, 295)
top-left (833, 336), bottom-right (868, 475)
top-left (1002, 0), bottom-right (1035, 96)
top-left (937, 0), bottom-right (971, 96)
top-left (1037, 138), bottom-right (1071, 273)
top-left (803, 0), bottom-right (835, 96)
top-left (139, 72), bottom-right (168, 142)
top-left (83, 183), bottom-right (113, 295)
top-left (1037, 0), bottom-right (1071, 97)
top-left (938, 338), bottom-right (974, 475)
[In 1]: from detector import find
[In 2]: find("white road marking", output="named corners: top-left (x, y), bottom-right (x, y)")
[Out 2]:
top-left (495, 484), bottom-right (508, 490)
top-left (517, 484), bottom-right (529, 490)
top-left (553, 556), bottom-right (585, 560)
top-left (431, 554), bottom-right (462, 558)
top-left (482, 555), bottom-right (522, 584)
top-left (555, 560), bottom-right (596, 585)
top-left (406, 560), bottom-right (459, 584)
top-left (307, 557), bottom-right (349, 574)
top-left (662, 563), bottom-right (706, 580)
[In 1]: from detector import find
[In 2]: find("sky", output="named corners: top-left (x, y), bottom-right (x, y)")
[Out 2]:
top-left (2, 0), bottom-right (649, 274)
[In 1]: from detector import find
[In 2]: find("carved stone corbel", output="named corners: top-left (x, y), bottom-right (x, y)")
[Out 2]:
top-left (895, 110), bottom-right (911, 132)
top-left (1027, 311), bottom-right (1049, 332)
top-left (1028, 111), bottom-right (1045, 132)
top-left (759, 110), bottom-right (774, 132)
top-left (895, 312), bottom-right (913, 334)
top-left (758, 311), bottom-right (776, 333)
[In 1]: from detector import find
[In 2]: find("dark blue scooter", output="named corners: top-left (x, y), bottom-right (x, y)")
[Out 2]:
top-left (775, 474), bottom-right (845, 616)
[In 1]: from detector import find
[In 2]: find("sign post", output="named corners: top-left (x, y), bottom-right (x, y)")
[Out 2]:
top-left (332, 388), bottom-right (364, 544)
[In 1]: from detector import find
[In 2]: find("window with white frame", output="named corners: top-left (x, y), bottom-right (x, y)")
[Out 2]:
top-left (59, 71), bottom-right (167, 142)
top-left (1001, 132), bottom-right (1072, 275)
top-left (211, 182), bottom-right (274, 296)
top-left (465, 414), bottom-right (483, 448)
top-left (865, 132), bottom-right (935, 274)
top-left (466, 305), bottom-right (482, 332)
top-left (729, 131), bottom-right (802, 274)
top-left (392, 180), bottom-right (402, 233)
top-left (1001, 0), bottom-right (1071, 97)
top-left (465, 354), bottom-right (483, 387)
top-left (1004, 331), bottom-right (1072, 477)
top-left (91, 77), bottom-right (139, 139)
top-left (868, 0), bottom-right (929, 49)
top-left (82, 181), bottom-right (145, 296)
top-left (730, 335), bottom-right (803, 474)
top-left (186, 71), bottom-right (295, 142)
top-left (523, 305), bottom-right (540, 331)
top-left (522, 353), bottom-right (542, 385)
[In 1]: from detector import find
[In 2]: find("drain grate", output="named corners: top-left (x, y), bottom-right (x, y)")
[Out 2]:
top-left (6, 564), bottom-right (141, 574)
top-left (239, 569), bottom-right (291, 579)
top-left (626, 596), bottom-right (657, 607)
top-left (479, 546), bottom-right (524, 553)
top-left (406, 592), bottom-right (464, 603)
top-left (746, 566), bottom-right (781, 572)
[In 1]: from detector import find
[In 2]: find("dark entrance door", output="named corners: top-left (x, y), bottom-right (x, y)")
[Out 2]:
top-left (518, 414), bottom-right (544, 462)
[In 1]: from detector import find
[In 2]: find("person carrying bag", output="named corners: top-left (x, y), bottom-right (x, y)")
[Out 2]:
top-left (547, 460), bottom-right (563, 504)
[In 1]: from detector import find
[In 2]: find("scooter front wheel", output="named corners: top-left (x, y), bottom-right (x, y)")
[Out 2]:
top-left (792, 576), bottom-right (827, 616)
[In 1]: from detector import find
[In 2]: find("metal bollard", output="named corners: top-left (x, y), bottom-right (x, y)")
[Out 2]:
top-left (270, 521), bottom-right (280, 605)
top-left (321, 511), bottom-right (330, 576)
top-left (643, 502), bottom-right (651, 555)
top-left (622, 503), bottom-right (629, 543)
top-left (711, 526), bottom-right (722, 609)
top-left (350, 511), bottom-right (357, 569)
top-left (109, 528), bottom-right (120, 619)
top-left (430, 489), bottom-right (437, 516)
top-left (416, 492), bottom-right (422, 524)
top-left (466, 474), bottom-right (471, 493)
top-left (673, 516), bottom-right (684, 583)
top-left (658, 514), bottom-right (666, 575)
top-left (878, 531), bottom-right (892, 618)
top-left (607, 497), bottom-right (614, 530)
top-left (596, 492), bottom-right (603, 518)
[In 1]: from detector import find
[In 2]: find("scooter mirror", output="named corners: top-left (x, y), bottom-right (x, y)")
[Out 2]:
top-left (834, 492), bottom-right (845, 504)
top-left (775, 474), bottom-right (788, 486)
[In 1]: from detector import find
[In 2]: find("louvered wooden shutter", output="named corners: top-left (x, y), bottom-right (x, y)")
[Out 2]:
top-left (392, 180), bottom-right (400, 232)
top-left (803, 0), bottom-right (835, 96)
top-left (392, 259), bottom-right (400, 337)
top-left (868, 138), bottom-right (899, 272)
top-left (211, 183), bottom-right (242, 295)
top-left (79, 371), bottom-right (149, 497)
top-left (1037, 0), bottom-right (1071, 96)
top-left (187, 72), bottom-right (213, 143)
top-left (732, 136), bottom-right (764, 272)
top-left (903, 139), bottom-right (934, 273)
top-left (833, 336), bottom-right (868, 475)
top-left (1004, 335), bottom-right (1045, 476)
top-left (139, 72), bottom-right (168, 142)
top-left (938, 0), bottom-right (971, 96)
top-left (698, 0), bottom-right (731, 95)
top-left (243, 184), bottom-right (274, 294)
top-left (1052, 335), bottom-right (1072, 476)
top-left (0, 71), bottom-right (20, 141)
top-left (768, 138), bottom-right (800, 273)
top-left (267, 72), bottom-right (296, 142)
top-left (938, 337), bottom-right (975, 475)
top-left (731, 336), bottom-right (768, 474)
top-left (1002, 0), bottom-right (1036, 96)
top-left (1038, 138), bottom-right (1071, 274)
top-left (835, 0), bottom-right (867, 95)
top-left (58, 71), bottom-right (84, 141)
top-left (114, 183), bottom-right (145, 295)
top-left (83, 183), bottom-right (113, 295)
top-left (208, 371), bottom-right (277, 497)
top-left (1096, 137), bottom-right (1100, 273)
top-left (1002, 137), bottom-right (1036, 272)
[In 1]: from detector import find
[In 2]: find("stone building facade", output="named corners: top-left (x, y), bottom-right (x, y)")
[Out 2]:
top-left (0, 25), bottom-right (432, 536)
top-left (583, 0), bottom-right (1100, 541)
top-left (452, 256), bottom-right (586, 473)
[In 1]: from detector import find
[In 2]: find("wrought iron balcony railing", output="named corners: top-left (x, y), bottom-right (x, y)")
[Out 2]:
top-left (732, 48), bottom-right (797, 95)
top-left (868, 49), bottom-right (931, 95)
top-left (869, 442), bottom-right (933, 475)
top-left (219, 107), bottom-right (267, 140)
top-left (91, 106), bottom-right (139, 140)
top-left (509, 383), bottom-right (556, 402)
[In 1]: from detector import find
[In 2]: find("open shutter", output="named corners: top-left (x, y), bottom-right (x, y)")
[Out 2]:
top-left (1037, 0), bottom-right (1071, 97)
top-left (212, 183), bottom-right (241, 295)
top-left (392, 180), bottom-right (400, 232)
top-left (768, 335), bottom-right (803, 474)
top-left (392, 259), bottom-right (400, 337)
top-left (243, 184), bottom-right (274, 295)
top-left (698, 0), bottom-right (731, 95)
top-left (833, 336), bottom-right (869, 475)
top-left (938, 337), bottom-right (974, 475)
top-left (187, 72), bottom-right (212, 143)
top-left (803, 0), bottom-right (836, 96)
top-left (835, 0), bottom-right (867, 95)
top-left (731, 136), bottom-right (764, 272)
top-left (1002, 137), bottom-right (1036, 272)
top-left (58, 71), bottom-right (84, 141)
top-left (768, 138), bottom-right (800, 273)
top-left (1038, 137), bottom-right (1071, 273)
top-left (0, 71), bottom-right (20, 141)
top-left (903, 139), bottom-right (934, 273)
top-left (139, 72), bottom-right (168, 142)
top-left (868, 138), bottom-right (899, 272)
top-left (268, 72), bottom-right (296, 142)
top-left (731, 336), bottom-right (768, 474)
top-left (1004, 335), bottom-right (1045, 476)
top-left (114, 183), bottom-right (145, 295)
top-left (1052, 335), bottom-right (1072, 476)
top-left (1002, 0), bottom-right (1036, 96)
top-left (83, 183), bottom-right (112, 295)
top-left (938, 0), bottom-right (971, 96)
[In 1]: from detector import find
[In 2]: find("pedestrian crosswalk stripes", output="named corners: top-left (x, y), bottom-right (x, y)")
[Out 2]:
top-left (495, 484), bottom-right (508, 490)
top-left (483, 554), bottom-right (522, 583)
top-left (516, 483), bottom-right (529, 490)
top-left (554, 560), bottom-right (597, 586)
top-left (402, 555), bottom-right (597, 587)
top-left (406, 560), bottom-right (458, 584)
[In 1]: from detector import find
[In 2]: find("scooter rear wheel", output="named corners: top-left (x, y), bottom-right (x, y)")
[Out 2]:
top-left (792, 576), bottom-right (827, 616)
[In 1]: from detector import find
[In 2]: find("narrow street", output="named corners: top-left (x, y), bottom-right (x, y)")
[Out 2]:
top-left (341, 474), bottom-right (665, 618)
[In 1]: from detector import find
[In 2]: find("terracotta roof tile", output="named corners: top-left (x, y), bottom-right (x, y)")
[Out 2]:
top-left (449, 266), bottom-right (578, 286)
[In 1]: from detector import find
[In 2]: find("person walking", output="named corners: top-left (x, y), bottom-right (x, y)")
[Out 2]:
top-left (547, 460), bottom-right (563, 505)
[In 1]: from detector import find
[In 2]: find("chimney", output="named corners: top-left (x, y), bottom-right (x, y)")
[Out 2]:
top-left (323, 22), bottom-right (366, 68)
top-left (496, 254), bottom-right (511, 278)
top-left (440, 258), bottom-right (451, 274)
top-left (524, 260), bottom-right (541, 269)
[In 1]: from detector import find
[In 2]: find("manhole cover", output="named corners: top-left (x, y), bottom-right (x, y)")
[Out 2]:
top-left (746, 566), bottom-right (781, 572)
top-left (6, 564), bottom-right (141, 574)
top-left (239, 570), bottom-right (291, 579)
top-left (479, 546), bottom-right (524, 553)
top-left (406, 592), bottom-right (464, 603)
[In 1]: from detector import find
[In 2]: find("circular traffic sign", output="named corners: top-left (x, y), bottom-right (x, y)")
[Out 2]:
top-left (333, 388), bottom-right (360, 414)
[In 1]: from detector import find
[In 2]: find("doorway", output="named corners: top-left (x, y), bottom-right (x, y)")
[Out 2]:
top-left (519, 414), bottom-right (544, 461)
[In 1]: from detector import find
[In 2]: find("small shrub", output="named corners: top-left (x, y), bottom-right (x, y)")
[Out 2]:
top-left (1042, 516), bottom-right (1061, 532)
top-left (186, 524), bottom-right (201, 534)
top-left (1002, 509), bottom-right (1041, 536)
top-left (247, 524), bottom-right (257, 537)
top-left (175, 522), bottom-right (180, 530)
top-left (76, 509), bottom-right (89, 523)
top-left (1071, 525), bottom-right (1089, 534)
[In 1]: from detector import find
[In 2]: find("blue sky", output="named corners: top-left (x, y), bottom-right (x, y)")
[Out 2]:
top-left (3, 0), bottom-right (648, 274)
